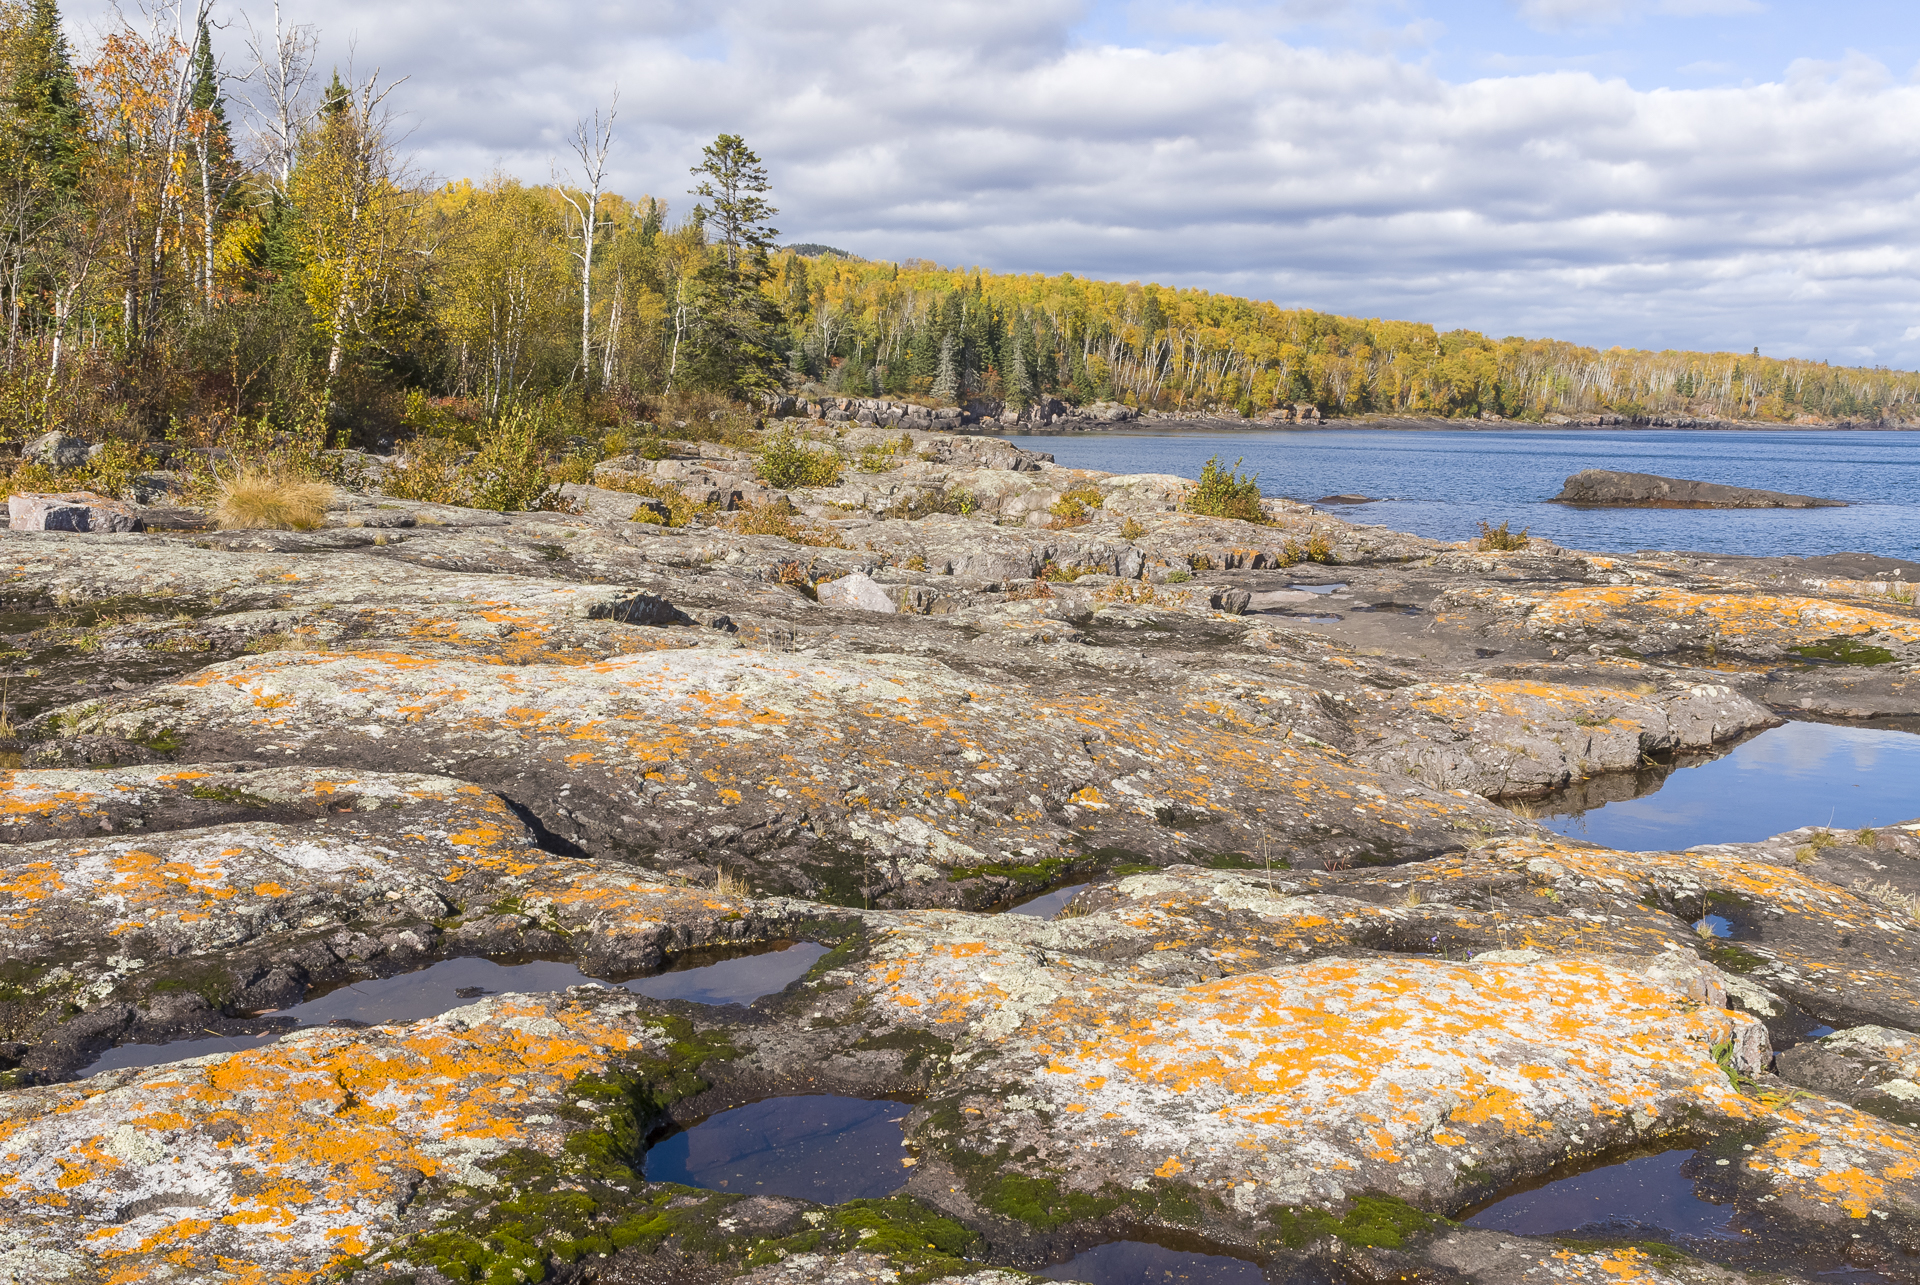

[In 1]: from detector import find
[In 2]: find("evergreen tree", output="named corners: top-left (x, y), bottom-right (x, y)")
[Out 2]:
top-left (1003, 325), bottom-right (1032, 408)
top-left (639, 197), bottom-right (663, 246)
top-left (5, 0), bottom-right (86, 192)
top-left (683, 133), bottom-right (783, 394)
top-left (930, 333), bottom-right (959, 405)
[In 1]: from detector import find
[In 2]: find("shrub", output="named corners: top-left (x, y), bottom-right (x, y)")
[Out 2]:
top-left (728, 500), bottom-right (848, 548)
top-left (381, 437), bottom-right (468, 504)
top-left (1184, 456), bottom-right (1266, 522)
top-left (1119, 516), bottom-right (1146, 540)
top-left (598, 474), bottom-right (704, 527)
top-left (1166, 569), bottom-right (1192, 583)
top-left (215, 469), bottom-right (334, 531)
top-left (469, 410), bottom-right (569, 512)
top-left (756, 431), bottom-right (841, 489)
top-left (1279, 529), bottom-right (1337, 566)
top-left (1048, 485), bottom-right (1104, 528)
top-left (1476, 520), bottom-right (1530, 552)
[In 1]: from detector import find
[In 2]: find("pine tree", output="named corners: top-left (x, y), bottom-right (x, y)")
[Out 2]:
top-left (683, 133), bottom-right (783, 394)
top-left (185, 15), bottom-right (239, 304)
top-left (930, 333), bottom-right (959, 405)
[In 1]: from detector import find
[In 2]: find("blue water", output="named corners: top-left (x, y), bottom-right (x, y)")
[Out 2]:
top-left (1542, 721), bottom-right (1920, 851)
top-left (1465, 1148), bottom-right (1739, 1241)
top-left (644, 1095), bottom-right (912, 1202)
top-left (1039, 1239), bottom-right (1268, 1282)
top-left (1005, 428), bottom-right (1920, 559)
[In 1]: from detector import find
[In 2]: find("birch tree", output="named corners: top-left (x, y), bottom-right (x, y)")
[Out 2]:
top-left (556, 91), bottom-right (613, 387)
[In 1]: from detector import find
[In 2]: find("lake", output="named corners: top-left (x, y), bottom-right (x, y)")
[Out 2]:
top-left (1001, 427), bottom-right (1920, 560)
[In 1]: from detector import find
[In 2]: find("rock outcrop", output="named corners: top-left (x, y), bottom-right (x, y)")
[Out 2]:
top-left (1551, 468), bottom-right (1847, 508)
top-left (2, 425), bottom-right (1919, 1285)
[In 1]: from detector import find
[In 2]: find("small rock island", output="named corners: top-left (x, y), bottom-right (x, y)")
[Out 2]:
top-left (1552, 468), bottom-right (1847, 508)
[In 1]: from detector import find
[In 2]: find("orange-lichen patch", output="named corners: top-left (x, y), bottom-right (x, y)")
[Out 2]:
top-left (0, 993), bottom-right (665, 1284)
top-left (1747, 1097), bottom-right (1920, 1219)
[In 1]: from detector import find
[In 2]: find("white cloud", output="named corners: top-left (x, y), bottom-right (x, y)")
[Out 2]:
top-left (58, 0), bottom-right (1920, 366)
top-left (1510, 0), bottom-right (1762, 33)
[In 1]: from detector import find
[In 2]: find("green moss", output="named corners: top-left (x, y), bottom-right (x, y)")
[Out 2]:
top-left (1704, 940), bottom-right (1763, 974)
top-left (0, 961), bottom-right (50, 1005)
top-left (1265, 1195), bottom-right (1448, 1250)
top-left (946, 855), bottom-right (1071, 888)
top-left (975, 1170), bottom-right (1119, 1230)
top-left (363, 1016), bottom-right (735, 1284)
top-left (852, 1030), bottom-right (954, 1077)
top-left (129, 725), bottom-right (184, 754)
top-left (1792, 636), bottom-right (1896, 666)
top-left (188, 784), bottom-right (274, 807)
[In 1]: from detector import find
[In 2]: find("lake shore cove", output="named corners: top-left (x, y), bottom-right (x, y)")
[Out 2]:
top-left (3, 431), bottom-right (1920, 1283)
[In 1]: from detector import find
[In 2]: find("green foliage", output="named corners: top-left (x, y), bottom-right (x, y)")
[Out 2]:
top-left (1266, 1195), bottom-right (1448, 1250)
top-left (755, 430), bottom-right (840, 488)
top-left (1184, 456), bottom-right (1266, 522)
top-left (1476, 520), bottom-right (1530, 552)
top-left (1048, 484), bottom-right (1103, 527)
top-left (1791, 635), bottom-right (1897, 666)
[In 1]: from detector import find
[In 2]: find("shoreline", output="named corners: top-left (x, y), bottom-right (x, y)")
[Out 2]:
top-left (1005, 412), bottom-right (1920, 435)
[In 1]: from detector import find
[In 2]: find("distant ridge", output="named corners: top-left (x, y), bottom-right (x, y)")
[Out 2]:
top-left (784, 243), bottom-right (860, 260)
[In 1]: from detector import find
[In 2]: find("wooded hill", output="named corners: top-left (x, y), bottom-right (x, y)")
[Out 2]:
top-left (2, 0), bottom-right (1915, 454)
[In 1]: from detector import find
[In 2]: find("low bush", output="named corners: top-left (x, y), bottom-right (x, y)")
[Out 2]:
top-left (215, 469), bottom-right (334, 531)
top-left (1048, 484), bottom-right (1104, 528)
top-left (728, 500), bottom-right (848, 548)
top-left (1278, 529), bottom-right (1336, 566)
top-left (755, 431), bottom-right (841, 489)
top-left (1119, 516), bottom-right (1147, 540)
top-left (1476, 520), bottom-right (1530, 552)
top-left (1184, 456), bottom-right (1266, 522)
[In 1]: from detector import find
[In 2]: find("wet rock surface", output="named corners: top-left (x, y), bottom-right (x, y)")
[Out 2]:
top-left (2, 435), bottom-right (1919, 1284)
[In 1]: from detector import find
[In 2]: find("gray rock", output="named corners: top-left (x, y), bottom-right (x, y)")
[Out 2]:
top-left (7, 490), bottom-right (142, 533)
top-left (816, 570), bottom-right (896, 613)
top-left (25, 431), bottom-right (90, 469)
top-left (1552, 468), bottom-right (1845, 508)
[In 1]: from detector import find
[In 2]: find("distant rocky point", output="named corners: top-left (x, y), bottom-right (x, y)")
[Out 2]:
top-left (1551, 468), bottom-right (1847, 509)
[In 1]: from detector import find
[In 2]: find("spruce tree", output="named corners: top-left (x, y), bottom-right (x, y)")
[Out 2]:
top-left (6, 0), bottom-right (86, 192)
top-left (930, 334), bottom-right (959, 405)
top-left (1003, 327), bottom-right (1032, 409)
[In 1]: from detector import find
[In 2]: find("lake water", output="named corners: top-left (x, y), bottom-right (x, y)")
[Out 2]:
top-left (1532, 721), bottom-right (1920, 851)
top-left (1004, 428), bottom-right (1920, 560)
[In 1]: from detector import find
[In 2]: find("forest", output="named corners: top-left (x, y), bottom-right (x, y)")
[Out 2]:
top-left (3, 0), bottom-right (1917, 475)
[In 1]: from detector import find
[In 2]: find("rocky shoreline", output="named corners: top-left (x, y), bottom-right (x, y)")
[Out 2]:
top-left (3, 422), bottom-right (1920, 1285)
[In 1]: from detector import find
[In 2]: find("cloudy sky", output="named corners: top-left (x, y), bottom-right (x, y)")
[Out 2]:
top-left (69, 0), bottom-right (1920, 365)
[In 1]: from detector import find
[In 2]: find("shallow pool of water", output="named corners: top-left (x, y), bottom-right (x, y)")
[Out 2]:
top-left (1464, 1149), bottom-right (1738, 1241)
top-left (643, 1095), bottom-right (912, 1203)
top-left (1004, 428), bottom-right (1920, 560)
top-left (1005, 882), bottom-right (1091, 918)
top-left (81, 941), bottom-right (828, 1076)
top-left (1038, 1239), bottom-right (1269, 1283)
top-left (1526, 721), bottom-right (1920, 851)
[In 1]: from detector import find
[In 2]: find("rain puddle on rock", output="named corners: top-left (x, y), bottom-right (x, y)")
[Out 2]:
top-left (1039, 1239), bottom-right (1268, 1283)
top-left (81, 941), bottom-right (828, 1077)
top-left (1003, 882), bottom-right (1091, 918)
top-left (1695, 914), bottom-right (1735, 939)
top-left (1518, 721), bottom-right (1920, 851)
top-left (1288, 583), bottom-right (1347, 594)
top-left (1464, 1149), bottom-right (1740, 1242)
top-left (644, 1095), bottom-right (913, 1203)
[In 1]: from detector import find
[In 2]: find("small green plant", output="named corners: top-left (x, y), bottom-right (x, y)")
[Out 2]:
top-left (1048, 484), bottom-right (1104, 528)
top-left (1278, 529), bottom-right (1336, 566)
top-left (1165, 568), bottom-right (1191, 583)
top-left (756, 430), bottom-right (841, 489)
top-left (469, 409), bottom-right (569, 512)
top-left (1119, 516), bottom-right (1146, 540)
top-left (951, 488), bottom-right (978, 516)
top-left (1184, 455), bottom-right (1266, 522)
top-left (1476, 520), bottom-right (1530, 552)
top-left (639, 435), bottom-right (670, 460)
top-left (1857, 827), bottom-right (1878, 845)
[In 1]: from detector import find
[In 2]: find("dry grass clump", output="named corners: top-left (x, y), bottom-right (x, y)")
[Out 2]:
top-left (714, 867), bottom-right (750, 896)
top-left (215, 469), bottom-right (334, 531)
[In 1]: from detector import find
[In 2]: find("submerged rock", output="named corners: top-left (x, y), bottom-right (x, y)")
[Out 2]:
top-left (1551, 468), bottom-right (1846, 508)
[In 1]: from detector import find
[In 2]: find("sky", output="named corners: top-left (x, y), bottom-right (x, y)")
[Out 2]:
top-left (64, 0), bottom-right (1920, 367)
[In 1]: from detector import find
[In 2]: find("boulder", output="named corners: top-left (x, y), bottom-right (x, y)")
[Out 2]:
top-left (1552, 468), bottom-right (1846, 508)
top-left (6, 490), bottom-right (143, 533)
top-left (1317, 494), bottom-right (1374, 505)
top-left (815, 570), bottom-right (896, 613)
top-left (24, 430), bottom-right (90, 469)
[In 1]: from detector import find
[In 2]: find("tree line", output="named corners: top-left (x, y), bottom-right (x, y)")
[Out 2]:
top-left (2, 0), bottom-right (1915, 459)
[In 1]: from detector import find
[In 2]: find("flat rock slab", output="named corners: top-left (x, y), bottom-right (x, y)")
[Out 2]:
top-left (1551, 469), bottom-right (1845, 508)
